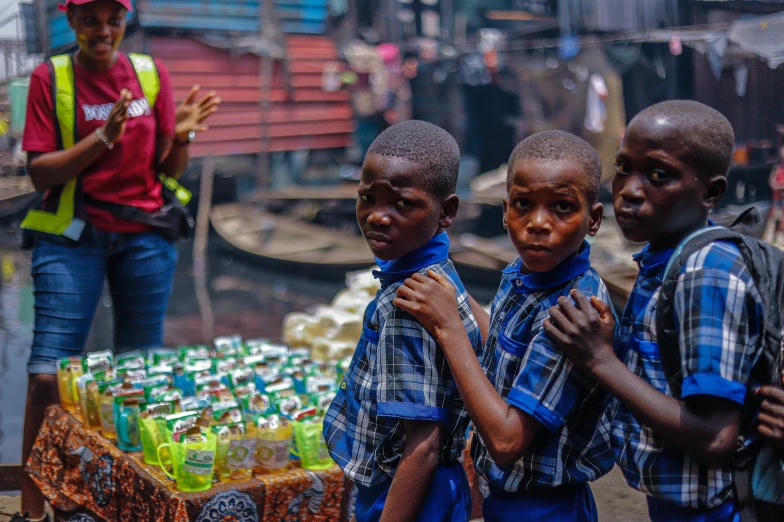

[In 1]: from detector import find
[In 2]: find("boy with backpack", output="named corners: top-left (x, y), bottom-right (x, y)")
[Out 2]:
top-left (543, 100), bottom-right (783, 521)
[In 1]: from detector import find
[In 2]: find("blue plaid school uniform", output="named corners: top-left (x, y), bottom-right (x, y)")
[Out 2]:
top-left (610, 240), bottom-right (764, 520)
top-left (323, 232), bottom-right (482, 522)
top-left (472, 242), bottom-right (617, 521)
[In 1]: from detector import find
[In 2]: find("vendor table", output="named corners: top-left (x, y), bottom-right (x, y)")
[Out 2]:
top-left (25, 406), bottom-right (354, 522)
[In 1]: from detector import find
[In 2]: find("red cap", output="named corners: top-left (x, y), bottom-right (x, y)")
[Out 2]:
top-left (58, 0), bottom-right (133, 12)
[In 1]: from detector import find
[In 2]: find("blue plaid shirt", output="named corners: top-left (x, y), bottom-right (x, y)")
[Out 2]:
top-left (611, 239), bottom-right (764, 510)
top-left (472, 242), bottom-right (617, 494)
top-left (324, 233), bottom-right (483, 487)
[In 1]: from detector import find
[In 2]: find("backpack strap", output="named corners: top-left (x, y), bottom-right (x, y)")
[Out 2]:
top-left (655, 226), bottom-right (745, 398)
top-left (737, 470), bottom-right (758, 521)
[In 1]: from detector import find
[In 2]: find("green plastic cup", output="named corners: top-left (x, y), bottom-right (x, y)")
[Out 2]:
top-left (140, 416), bottom-right (168, 465)
top-left (291, 419), bottom-right (333, 471)
top-left (156, 431), bottom-right (216, 493)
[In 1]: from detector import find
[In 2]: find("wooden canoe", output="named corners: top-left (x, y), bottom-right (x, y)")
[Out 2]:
top-left (210, 203), bottom-right (376, 278)
top-left (211, 202), bottom-right (513, 287)
top-left (0, 177), bottom-right (37, 223)
top-left (211, 203), bottom-right (637, 306)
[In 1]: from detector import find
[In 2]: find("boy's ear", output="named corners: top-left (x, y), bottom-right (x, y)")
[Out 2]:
top-left (588, 202), bottom-right (603, 237)
top-left (502, 199), bottom-right (508, 229)
top-left (439, 194), bottom-right (460, 229)
top-left (704, 175), bottom-right (727, 210)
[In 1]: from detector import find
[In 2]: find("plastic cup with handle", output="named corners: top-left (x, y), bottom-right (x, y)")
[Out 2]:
top-left (215, 424), bottom-right (257, 483)
top-left (140, 416), bottom-right (169, 465)
top-left (291, 418), bottom-right (333, 471)
top-left (114, 398), bottom-right (143, 452)
top-left (255, 419), bottom-right (292, 474)
top-left (156, 430), bottom-right (216, 493)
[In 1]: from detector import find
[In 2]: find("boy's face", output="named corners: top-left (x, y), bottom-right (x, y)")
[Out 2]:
top-left (612, 115), bottom-right (726, 250)
top-left (504, 158), bottom-right (602, 273)
top-left (357, 154), bottom-right (458, 261)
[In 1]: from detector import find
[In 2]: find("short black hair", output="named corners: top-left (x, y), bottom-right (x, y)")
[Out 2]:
top-left (366, 120), bottom-right (460, 200)
top-left (631, 100), bottom-right (734, 178)
top-left (507, 130), bottom-right (602, 202)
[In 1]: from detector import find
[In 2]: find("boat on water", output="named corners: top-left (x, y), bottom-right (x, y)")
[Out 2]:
top-left (210, 202), bottom-right (518, 287)
top-left (213, 158), bottom-right (777, 305)
top-left (0, 177), bottom-right (37, 224)
top-left (210, 202), bottom-right (640, 306)
top-left (211, 203), bottom-right (377, 279)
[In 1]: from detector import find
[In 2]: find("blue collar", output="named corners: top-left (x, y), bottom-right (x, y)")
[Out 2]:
top-left (632, 245), bottom-right (674, 278)
top-left (503, 240), bottom-right (592, 291)
top-left (632, 221), bottom-right (716, 278)
top-left (372, 232), bottom-right (450, 286)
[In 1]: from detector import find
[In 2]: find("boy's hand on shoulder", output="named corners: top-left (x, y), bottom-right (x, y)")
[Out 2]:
top-left (394, 271), bottom-right (463, 339)
top-left (543, 289), bottom-right (617, 375)
top-left (757, 380), bottom-right (784, 450)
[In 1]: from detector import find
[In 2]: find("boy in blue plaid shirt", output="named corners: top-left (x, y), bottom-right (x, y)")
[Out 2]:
top-left (323, 120), bottom-right (483, 522)
top-left (396, 131), bottom-right (616, 521)
top-left (544, 101), bottom-right (769, 521)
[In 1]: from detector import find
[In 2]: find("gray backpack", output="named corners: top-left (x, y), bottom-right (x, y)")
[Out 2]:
top-left (656, 207), bottom-right (784, 521)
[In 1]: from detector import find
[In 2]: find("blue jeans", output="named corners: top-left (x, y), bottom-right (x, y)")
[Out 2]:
top-left (28, 231), bottom-right (177, 374)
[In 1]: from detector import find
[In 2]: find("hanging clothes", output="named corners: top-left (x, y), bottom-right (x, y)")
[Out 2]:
top-left (584, 74), bottom-right (608, 133)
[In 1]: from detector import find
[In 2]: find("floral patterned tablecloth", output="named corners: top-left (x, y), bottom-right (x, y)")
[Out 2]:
top-left (26, 406), bottom-right (354, 522)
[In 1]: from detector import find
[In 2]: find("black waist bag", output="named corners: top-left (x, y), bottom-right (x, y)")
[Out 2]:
top-left (82, 185), bottom-right (194, 242)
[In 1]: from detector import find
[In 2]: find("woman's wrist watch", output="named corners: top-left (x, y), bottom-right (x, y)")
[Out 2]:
top-left (174, 130), bottom-right (196, 146)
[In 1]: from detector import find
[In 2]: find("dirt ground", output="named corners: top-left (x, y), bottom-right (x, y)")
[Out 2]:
top-left (592, 467), bottom-right (649, 521)
top-left (0, 467), bottom-right (649, 522)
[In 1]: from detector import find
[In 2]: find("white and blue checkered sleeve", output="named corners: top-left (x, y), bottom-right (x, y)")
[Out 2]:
top-left (376, 307), bottom-right (452, 422)
top-left (508, 273), bottom-right (613, 432)
top-left (674, 242), bottom-right (764, 405)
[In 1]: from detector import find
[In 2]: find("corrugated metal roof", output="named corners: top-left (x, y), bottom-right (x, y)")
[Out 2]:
top-left (137, 0), bottom-right (328, 34)
top-left (148, 35), bottom-right (354, 157)
top-left (42, 0), bottom-right (329, 54)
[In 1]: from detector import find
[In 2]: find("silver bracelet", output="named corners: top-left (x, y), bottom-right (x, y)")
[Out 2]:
top-left (95, 128), bottom-right (114, 150)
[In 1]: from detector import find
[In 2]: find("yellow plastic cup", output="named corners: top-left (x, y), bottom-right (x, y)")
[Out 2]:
top-left (255, 421), bottom-right (292, 475)
top-left (57, 361), bottom-right (82, 413)
top-left (156, 431), bottom-right (216, 493)
top-left (83, 385), bottom-right (103, 429)
top-left (78, 383), bottom-right (100, 429)
top-left (98, 393), bottom-right (117, 440)
top-left (215, 425), bottom-right (257, 483)
top-left (291, 419), bottom-right (332, 471)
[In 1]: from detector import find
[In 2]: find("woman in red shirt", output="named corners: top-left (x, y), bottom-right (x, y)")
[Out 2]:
top-left (17, 1), bottom-right (219, 520)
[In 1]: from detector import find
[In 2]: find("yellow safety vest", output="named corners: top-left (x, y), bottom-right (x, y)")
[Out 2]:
top-left (21, 53), bottom-right (191, 242)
